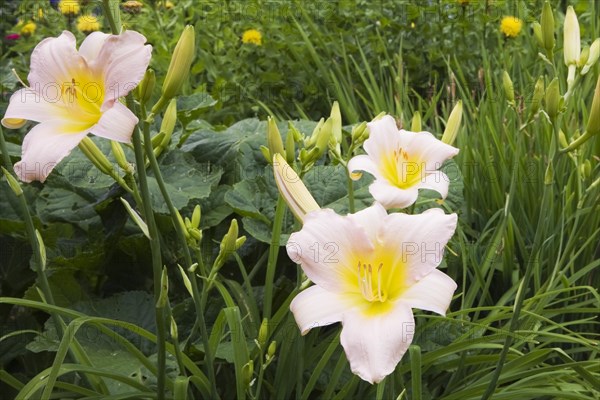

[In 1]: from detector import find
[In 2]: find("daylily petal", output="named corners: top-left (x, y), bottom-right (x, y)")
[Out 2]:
top-left (363, 116), bottom-right (401, 162)
top-left (400, 269), bottom-right (457, 315)
top-left (28, 31), bottom-right (80, 87)
top-left (287, 208), bottom-right (374, 293)
top-left (346, 201), bottom-right (387, 242)
top-left (368, 180), bottom-right (418, 209)
top-left (418, 171), bottom-right (451, 199)
top-left (401, 131), bottom-right (459, 173)
top-left (14, 121), bottom-right (88, 183)
top-left (78, 31), bottom-right (110, 62)
top-left (347, 154), bottom-right (381, 180)
top-left (2, 88), bottom-right (67, 126)
top-left (90, 101), bottom-right (138, 143)
top-left (380, 208), bottom-right (457, 284)
top-left (290, 285), bottom-right (354, 335)
top-left (95, 30), bottom-right (152, 103)
top-left (341, 303), bottom-right (415, 384)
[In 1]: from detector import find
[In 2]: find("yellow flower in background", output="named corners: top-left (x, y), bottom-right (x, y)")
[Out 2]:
top-left (77, 15), bottom-right (101, 34)
top-left (242, 29), bottom-right (262, 46)
top-left (164, 1), bottom-right (174, 9)
top-left (20, 22), bottom-right (36, 37)
top-left (122, 0), bottom-right (144, 14)
top-left (500, 16), bottom-right (522, 38)
top-left (59, 0), bottom-right (80, 16)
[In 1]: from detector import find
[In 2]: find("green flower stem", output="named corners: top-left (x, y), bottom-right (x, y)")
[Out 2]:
top-left (346, 170), bottom-right (355, 213)
top-left (127, 108), bottom-right (167, 400)
top-left (263, 195), bottom-right (287, 319)
top-left (102, 0), bottom-right (120, 35)
top-left (140, 112), bottom-right (217, 399)
top-left (0, 127), bottom-right (108, 395)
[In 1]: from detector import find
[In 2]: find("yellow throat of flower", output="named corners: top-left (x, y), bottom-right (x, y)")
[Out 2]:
top-left (60, 69), bottom-right (104, 129)
top-left (381, 147), bottom-right (423, 189)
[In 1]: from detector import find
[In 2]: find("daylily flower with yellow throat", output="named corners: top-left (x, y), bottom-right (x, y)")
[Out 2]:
top-left (273, 153), bottom-right (458, 383)
top-left (348, 115), bottom-right (459, 209)
top-left (288, 203), bottom-right (457, 383)
top-left (2, 31), bottom-right (152, 182)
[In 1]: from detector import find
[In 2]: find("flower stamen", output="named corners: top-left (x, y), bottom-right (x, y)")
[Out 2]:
top-left (357, 261), bottom-right (386, 303)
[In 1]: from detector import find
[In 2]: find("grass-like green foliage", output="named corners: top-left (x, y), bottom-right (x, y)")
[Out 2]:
top-left (1, 0), bottom-right (599, 399)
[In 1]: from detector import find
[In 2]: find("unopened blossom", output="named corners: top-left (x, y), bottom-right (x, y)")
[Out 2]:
top-left (1, 30), bottom-right (152, 182)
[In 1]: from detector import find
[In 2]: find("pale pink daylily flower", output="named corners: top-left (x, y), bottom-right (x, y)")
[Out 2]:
top-left (287, 202), bottom-right (458, 383)
top-left (348, 115), bottom-right (459, 209)
top-left (1, 30), bottom-right (152, 182)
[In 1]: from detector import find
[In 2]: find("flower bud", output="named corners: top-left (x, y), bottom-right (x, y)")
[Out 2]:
top-left (267, 341), bottom-right (276, 358)
top-left (329, 101), bottom-right (342, 150)
top-left (532, 22), bottom-right (544, 48)
top-left (170, 316), bottom-right (178, 340)
top-left (558, 130), bottom-right (569, 149)
top-left (541, 2), bottom-right (555, 54)
top-left (35, 230), bottom-right (46, 271)
top-left (153, 25), bottom-right (195, 113)
top-left (156, 267), bottom-right (169, 308)
top-left (563, 6), bottom-right (580, 67)
top-left (159, 99), bottom-right (177, 149)
top-left (2, 167), bottom-right (23, 197)
top-left (545, 78), bottom-right (560, 120)
top-left (351, 121), bottom-right (368, 144)
top-left (177, 264), bottom-right (194, 298)
top-left (581, 38), bottom-right (600, 75)
top-left (578, 46), bottom-right (590, 68)
top-left (411, 111), bottom-right (421, 132)
top-left (111, 140), bottom-right (131, 173)
top-left (441, 100), bottom-right (463, 146)
top-left (79, 137), bottom-right (113, 176)
top-left (258, 318), bottom-right (269, 348)
top-left (502, 71), bottom-right (515, 105)
top-left (580, 160), bottom-right (591, 179)
top-left (304, 118), bottom-right (324, 148)
top-left (1, 118), bottom-right (26, 129)
top-left (137, 69), bottom-right (155, 105)
top-left (273, 153), bottom-right (320, 222)
top-left (267, 117), bottom-right (285, 162)
top-left (242, 360), bottom-right (254, 388)
top-left (285, 124), bottom-right (296, 164)
top-left (176, 210), bottom-right (190, 239)
top-left (586, 74), bottom-right (600, 137)
top-left (528, 76), bottom-right (545, 119)
top-left (191, 205), bottom-right (201, 229)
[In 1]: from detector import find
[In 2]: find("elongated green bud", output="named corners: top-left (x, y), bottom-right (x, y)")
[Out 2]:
top-left (563, 6), bottom-right (580, 67)
top-left (267, 117), bottom-right (285, 162)
top-left (258, 318), bottom-right (269, 348)
top-left (581, 38), bottom-right (600, 75)
top-left (111, 140), bottom-right (131, 174)
top-left (541, 2), bottom-right (555, 54)
top-left (159, 99), bottom-right (178, 148)
top-left (529, 76), bottom-right (545, 119)
top-left (191, 205), bottom-right (201, 229)
top-left (170, 317), bottom-right (178, 340)
top-left (285, 124), bottom-right (296, 164)
top-left (273, 153), bottom-right (320, 222)
top-left (242, 360), bottom-right (254, 388)
top-left (351, 121), bottom-right (368, 143)
top-left (156, 267), bottom-right (169, 308)
top-left (137, 69), bottom-right (155, 105)
top-left (502, 71), bottom-right (515, 105)
top-left (330, 101), bottom-right (342, 146)
top-left (411, 111), bottom-right (421, 132)
top-left (586, 74), bottom-right (600, 136)
top-left (545, 78), bottom-right (560, 120)
top-left (2, 167), bottom-right (23, 196)
top-left (441, 100), bottom-right (463, 146)
top-left (177, 264), bottom-right (194, 298)
top-left (532, 22), bottom-right (544, 48)
top-left (35, 230), bottom-right (46, 271)
top-left (578, 46), bottom-right (590, 68)
top-left (79, 137), bottom-right (113, 176)
top-left (267, 341), bottom-right (276, 358)
top-left (152, 25), bottom-right (195, 113)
